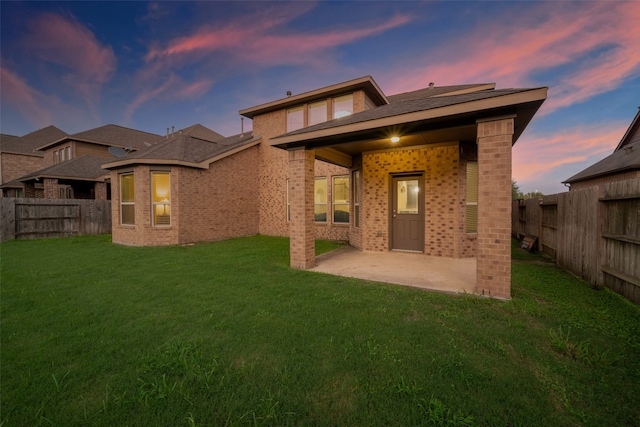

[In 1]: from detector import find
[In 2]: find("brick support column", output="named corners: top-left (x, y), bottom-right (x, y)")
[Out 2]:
top-left (95, 182), bottom-right (107, 200)
top-left (476, 117), bottom-right (514, 299)
top-left (288, 148), bottom-right (315, 269)
top-left (43, 178), bottom-right (58, 199)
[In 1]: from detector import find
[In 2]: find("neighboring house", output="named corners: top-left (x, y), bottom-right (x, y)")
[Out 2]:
top-left (104, 75), bottom-right (547, 299)
top-left (0, 126), bottom-right (67, 197)
top-left (564, 108), bottom-right (640, 191)
top-left (18, 124), bottom-right (162, 200)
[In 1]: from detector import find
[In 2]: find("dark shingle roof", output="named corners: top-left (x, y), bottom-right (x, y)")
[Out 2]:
top-left (387, 84), bottom-right (493, 103)
top-left (1, 126), bottom-right (67, 155)
top-left (113, 131), bottom-right (257, 164)
top-left (564, 140), bottom-right (640, 184)
top-left (38, 124), bottom-right (162, 151)
top-left (180, 124), bottom-right (225, 142)
top-left (279, 88), bottom-right (539, 138)
top-left (19, 155), bottom-right (110, 181)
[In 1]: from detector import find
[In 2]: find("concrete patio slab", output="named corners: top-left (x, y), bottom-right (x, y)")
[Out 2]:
top-left (311, 246), bottom-right (476, 295)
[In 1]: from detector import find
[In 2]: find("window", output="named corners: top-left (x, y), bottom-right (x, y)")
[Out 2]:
top-left (332, 175), bottom-right (349, 224)
top-left (353, 171), bottom-right (360, 228)
top-left (120, 173), bottom-right (135, 225)
top-left (466, 161), bottom-right (478, 233)
top-left (314, 177), bottom-right (327, 222)
top-left (66, 146), bottom-right (71, 161)
top-left (54, 150), bottom-right (59, 164)
top-left (151, 172), bottom-right (171, 226)
top-left (308, 100), bottom-right (327, 126)
top-left (287, 106), bottom-right (304, 132)
top-left (60, 148), bottom-right (65, 162)
top-left (286, 179), bottom-right (290, 222)
top-left (333, 94), bottom-right (353, 119)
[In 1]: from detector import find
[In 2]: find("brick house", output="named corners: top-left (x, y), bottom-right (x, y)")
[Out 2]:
top-left (564, 108), bottom-right (640, 191)
top-left (104, 76), bottom-right (546, 299)
top-left (0, 126), bottom-right (67, 197)
top-left (18, 124), bottom-right (162, 200)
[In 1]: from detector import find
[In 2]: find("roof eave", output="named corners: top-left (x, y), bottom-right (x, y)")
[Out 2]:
top-left (269, 87), bottom-right (547, 149)
top-left (239, 76), bottom-right (388, 119)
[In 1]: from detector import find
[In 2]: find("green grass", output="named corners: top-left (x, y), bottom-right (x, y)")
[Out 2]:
top-left (1, 235), bottom-right (639, 426)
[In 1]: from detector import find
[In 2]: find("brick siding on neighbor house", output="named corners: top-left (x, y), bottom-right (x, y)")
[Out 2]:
top-left (361, 144), bottom-right (464, 257)
top-left (476, 118), bottom-right (514, 300)
top-left (1, 152), bottom-right (45, 184)
top-left (112, 146), bottom-right (261, 246)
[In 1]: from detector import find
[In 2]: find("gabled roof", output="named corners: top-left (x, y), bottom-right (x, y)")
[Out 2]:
top-left (180, 123), bottom-right (225, 142)
top-left (239, 75), bottom-right (388, 119)
top-left (615, 108), bottom-right (640, 151)
top-left (19, 155), bottom-right (110, 182)
top-left (1, 126), bottom-right (67, 156)
top-left (37, 124), bottom-right (162, 151)
top-left (564, 108), bottom-right (640, 184)
top-left (102, 131), bottom-right (260, 170)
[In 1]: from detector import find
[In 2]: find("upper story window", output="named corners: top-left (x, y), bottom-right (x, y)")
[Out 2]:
top-left (333, 94), bottom-right (353, 119)
top-left (308, 100), bottom-right (327, 126)
top-left (285, 93), bottom-right (354, 133)
top-left (286, 106), bottom-right (304, 132)
top-left (53, 145), bottom-right (72, 164)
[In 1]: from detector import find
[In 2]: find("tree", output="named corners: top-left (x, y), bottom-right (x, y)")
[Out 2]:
top-left (512, 179), bottom-right (522, 200)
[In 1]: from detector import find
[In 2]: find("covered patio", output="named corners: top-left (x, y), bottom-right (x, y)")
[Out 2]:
top-left (311, 246), bottom-right (476, 295)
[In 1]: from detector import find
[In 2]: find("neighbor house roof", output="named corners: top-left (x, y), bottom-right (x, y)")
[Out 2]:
top-left (19, 155), bottom-right (111, 182)
top-left (387, 83), bottom-right (496, 102)
top-left (179, 123), bottom-right (226, 142)
top-left (239, 75), bottom-right (389, 119)
top-left (564, 108), bottom-right (640, 184)
top-left (102, 131), bottom-right (260, 170)
top-left (1, 126), bottom-right (67, 156)
top-left (37, 124), bottom-right (162, 151)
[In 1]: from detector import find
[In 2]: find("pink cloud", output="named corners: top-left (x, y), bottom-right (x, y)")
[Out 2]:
top-left (1, 65), bottom-right (94, 130)
top-left (1, 66), bottom-right (54, 127)
top-left (22, 12), bottom-right (117, 111)
top-left (124, 75), bottom-right (214, 122)
top-left (383, 1), bottom-right (640, 113)
top-left (512, 122), bottom-right (627, 183)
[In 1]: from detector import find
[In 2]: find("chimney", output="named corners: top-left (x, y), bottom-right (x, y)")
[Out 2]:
top-left (166, 128), bottom-right (169, 139)
top-left (286, 91), bottom-right (292, 97)
top-left (240, 117), bottom-right (244, 137)
top-left (171, 126), bottom-right (175, 137)
top-left (429, 82), bottom-right (434, 88)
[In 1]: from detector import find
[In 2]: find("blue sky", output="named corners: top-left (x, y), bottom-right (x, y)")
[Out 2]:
top-left (1, 1), bottom-right (639, 194)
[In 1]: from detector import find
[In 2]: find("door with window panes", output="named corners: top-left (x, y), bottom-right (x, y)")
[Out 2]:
top-left (391, 175), bottom-right (424, 251)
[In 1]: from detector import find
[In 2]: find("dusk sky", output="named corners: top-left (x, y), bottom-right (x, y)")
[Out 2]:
top-left (1, 1), bottom-right (639, 194)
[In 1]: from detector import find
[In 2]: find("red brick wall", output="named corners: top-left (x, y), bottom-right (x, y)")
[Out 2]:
top-left (361, 144), bottom-right (461, 256)
top-left (111, 147), bottom-right (261, 246)
top-left (0, 153), bottom-right (45, 184)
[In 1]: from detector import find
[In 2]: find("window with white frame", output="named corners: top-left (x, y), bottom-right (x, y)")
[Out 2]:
top-left (333, 175), bottom-right (349, 224)
top-left (120, 173), bottom-right (135, 225)
top-left (54, 150), bottom-right (59, 164)
top-left (466, 161), bottom-right (478, 233)
top-left (353, 171), bottom-right (360, 228)
top-left (151, 172), bottom-right (171, 226)
top-left (333, 94), bottom-right (353, 119)
top-left (314, 177), bottom-right (327, 222)
top-left (66, 146), bottom-right (71, 161)
top-left (287, 106), bottom-right (304, 132)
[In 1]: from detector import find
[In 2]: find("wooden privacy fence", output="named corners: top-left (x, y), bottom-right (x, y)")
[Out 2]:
top-left (0, 198), bottom-right (111, 242)
top-left (513, 179), bottom-right (640, 304)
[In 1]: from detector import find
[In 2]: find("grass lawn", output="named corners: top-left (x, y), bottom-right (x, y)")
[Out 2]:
top-left (1, 235), bottom-right (639, 426)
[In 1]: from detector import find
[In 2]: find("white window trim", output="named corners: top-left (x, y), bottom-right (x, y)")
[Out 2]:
top-left (120, 173), bottom-right (135, 226)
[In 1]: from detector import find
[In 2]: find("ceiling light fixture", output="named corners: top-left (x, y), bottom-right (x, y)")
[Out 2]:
top-left (391, 136), bottom-right (400, 143)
